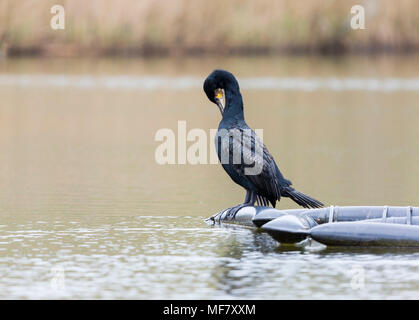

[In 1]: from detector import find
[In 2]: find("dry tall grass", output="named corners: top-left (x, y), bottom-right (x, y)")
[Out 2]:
top-left (1, 0), bottom-right (419, 56)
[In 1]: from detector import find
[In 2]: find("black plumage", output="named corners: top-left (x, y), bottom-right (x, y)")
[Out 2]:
top-left (203, 69), bottom-right (324, 217)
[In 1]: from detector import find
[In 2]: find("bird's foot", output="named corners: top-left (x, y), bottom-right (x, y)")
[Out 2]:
top-left (205, 209), bottom-right (228, 225)
top-left (226, 203), bottom-right (252, 220)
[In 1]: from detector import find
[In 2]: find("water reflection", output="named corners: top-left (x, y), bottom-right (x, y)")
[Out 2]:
top-left (209, 222), bottom-right (419, 299)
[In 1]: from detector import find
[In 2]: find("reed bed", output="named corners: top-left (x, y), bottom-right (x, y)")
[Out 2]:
top-left (1, 0), bottom-right (419, 56)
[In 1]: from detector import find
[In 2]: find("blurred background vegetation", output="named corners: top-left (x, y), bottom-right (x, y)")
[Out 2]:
top-left (1, 0), bottom-right (419, 57)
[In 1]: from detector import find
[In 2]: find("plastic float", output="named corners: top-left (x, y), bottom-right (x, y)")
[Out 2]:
top-left (205, 206), bottom-right (419, 247)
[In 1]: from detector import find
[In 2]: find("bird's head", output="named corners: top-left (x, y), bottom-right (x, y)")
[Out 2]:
top-left (203, 69), bottom-right (240, 116)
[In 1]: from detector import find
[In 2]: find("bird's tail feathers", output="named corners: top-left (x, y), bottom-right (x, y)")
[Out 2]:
top-left (283, 187), bottom-right (324, 209)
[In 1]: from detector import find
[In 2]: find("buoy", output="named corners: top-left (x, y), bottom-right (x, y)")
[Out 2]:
top-left (260, 214), bottom-right (312, 243)
top-left (309, 222), bottom-right (419, 247)
top-left (206, 206), bottom-right (419, 247)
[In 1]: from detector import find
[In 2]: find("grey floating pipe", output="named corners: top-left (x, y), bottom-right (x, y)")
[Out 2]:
top-left (308, 222), bottom-right (419, 247)
top-left (207, 205), bottom-right (419, 247)
top-left (260, 214), bottom-right (313, 243)
top-left (208, 205), bottom-right (419, 228)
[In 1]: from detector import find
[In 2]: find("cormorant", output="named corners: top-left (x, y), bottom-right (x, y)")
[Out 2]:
top-left (203, 69), bottom-right (324, 218)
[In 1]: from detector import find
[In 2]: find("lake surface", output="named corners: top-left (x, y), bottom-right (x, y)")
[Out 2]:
top-left (1, 55), bottom-right (419, 299)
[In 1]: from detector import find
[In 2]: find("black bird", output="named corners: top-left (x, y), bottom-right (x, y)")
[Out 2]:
top-left (203, 69), bottom-right (324, 218)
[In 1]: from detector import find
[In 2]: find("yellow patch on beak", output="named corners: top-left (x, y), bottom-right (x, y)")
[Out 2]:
top-left (214, 88), bottom-right (224, 100)
top-left (214, 89), bottom-right (225, 115)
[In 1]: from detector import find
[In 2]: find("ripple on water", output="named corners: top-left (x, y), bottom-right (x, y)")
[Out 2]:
top-left (1, 216), bottom-right (419, 299)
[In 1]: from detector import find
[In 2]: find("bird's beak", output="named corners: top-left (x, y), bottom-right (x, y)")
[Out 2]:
top-left (215, 89), bottom-right (225, 115)
top-left (216, 99), bottom-right (224, 115)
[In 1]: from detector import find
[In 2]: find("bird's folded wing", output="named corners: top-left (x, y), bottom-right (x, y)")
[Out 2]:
top-left (221, 128), bottom-right (281, 200)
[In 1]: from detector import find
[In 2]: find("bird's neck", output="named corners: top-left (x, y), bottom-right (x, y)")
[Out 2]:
top-left (222, 88), bottom-right (244, 121)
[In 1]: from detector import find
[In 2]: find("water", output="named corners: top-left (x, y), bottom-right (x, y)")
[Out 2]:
top-left (1, 56), bottom-right (419, 299)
